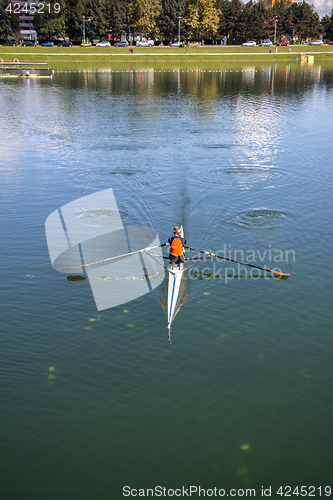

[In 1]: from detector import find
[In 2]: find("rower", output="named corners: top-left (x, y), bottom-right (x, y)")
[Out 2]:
top-left (168, 226), bottom-right (186, 268)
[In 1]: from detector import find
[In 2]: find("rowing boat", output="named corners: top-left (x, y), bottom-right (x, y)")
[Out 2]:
top-left (50, 190), bottom-right (290, 333)
top-left (167, 226), bottom-right (185, 330)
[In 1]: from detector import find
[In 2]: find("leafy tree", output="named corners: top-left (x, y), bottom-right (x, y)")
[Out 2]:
top-left (289, 1), bottom-right (320, 41)
top-left (262, 5), bottom-right (275, 41)
top-left (108, 0), bottom-right (130, 36)
top-left (0, 0), bottom-right (20, 40)
top-left (34, 0), bottom-right (67, 39)
top-left (20, 0), bottom-right (329, 44)
top-left (65, 0), bottom-right (85, 40)
top-left (129, 0), bottom-right (162, 38)
top-left (251, 1), bottom-right (267, 41)
top-left (321, 10), bottom-right (333, 40)
top-left (237, 0), bottom-right (266, 43)
top-left (298, 1), bottom-right (321, 39)
top-left (160, 0), bottom-right (187, 41)
top-left (184, 0), bottom-right (221, 40)
top-left (84, 0), bottom-right (109, 40)
top-left (216, 0), bottom-right (243, 44)
top-left (272, 0), bottom-right (294, 39)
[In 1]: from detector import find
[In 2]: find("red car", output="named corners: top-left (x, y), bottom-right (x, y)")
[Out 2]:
top-left (278, 40), bottom-right (290, 46)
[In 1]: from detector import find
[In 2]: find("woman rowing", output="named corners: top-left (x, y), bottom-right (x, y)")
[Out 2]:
top-left (168, 226), bottom-right (186, 268)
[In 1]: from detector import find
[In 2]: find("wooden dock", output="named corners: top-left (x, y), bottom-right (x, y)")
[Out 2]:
top-left (0, 59), bottom-right (53, 78)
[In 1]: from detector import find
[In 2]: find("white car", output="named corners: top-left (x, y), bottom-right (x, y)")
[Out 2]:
top-left (96, 41), bottom-right (111, 47)
top-left (242, 41), bottom-right (256, 47)
top-left (136, 40), bottom-right (154, 47)
top-left (310, 40), bottom-right (323, 45)
top-left (261, 40), bottom-right (272, 46)
top-left (171, 41), bottom-right (183, 47)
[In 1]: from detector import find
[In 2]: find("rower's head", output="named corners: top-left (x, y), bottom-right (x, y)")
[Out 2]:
top-left (173, 226), bottom-right (180, 236)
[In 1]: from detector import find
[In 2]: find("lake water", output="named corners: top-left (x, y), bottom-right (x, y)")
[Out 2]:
top-left (1, 61), bottom-right (332, 499)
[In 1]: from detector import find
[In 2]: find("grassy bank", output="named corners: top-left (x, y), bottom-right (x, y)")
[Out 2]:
top-left (1, 45), bottom-right (333, 63)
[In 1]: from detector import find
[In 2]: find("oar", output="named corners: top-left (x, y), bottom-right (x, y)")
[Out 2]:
top-left (184, 246), bottom-right (290, 276)
top-left (184, 254), bottom-right (212, 272)
top-left (68, 243), bottom-right (169, 270)
top-left (143, 249), bottom-right (175, 276)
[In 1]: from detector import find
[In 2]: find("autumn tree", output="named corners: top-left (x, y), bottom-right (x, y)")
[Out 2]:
top-left (184, 0), bottom-right (221, 40)
top-left (262, 5), bottom-right (276, 41)
top-left (19, 0), bottom-right (327, 44)
top-left (129, 0), bottom-right (162, 38)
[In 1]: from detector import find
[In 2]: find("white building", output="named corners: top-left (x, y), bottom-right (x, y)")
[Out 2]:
top-left (10, 0), bottom-right (45, 40)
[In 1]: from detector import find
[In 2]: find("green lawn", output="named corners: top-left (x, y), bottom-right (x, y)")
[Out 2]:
top-left (1, 44), bottom-right (333, 63)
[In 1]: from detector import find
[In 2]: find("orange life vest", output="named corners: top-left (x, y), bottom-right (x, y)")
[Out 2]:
top-left (170, 237), bottom-right (183, 257)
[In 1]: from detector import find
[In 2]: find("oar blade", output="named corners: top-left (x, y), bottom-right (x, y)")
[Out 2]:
top-left (267, 269), bottom-right (290, 277)
top-left (269, 269), bottom-right (290, 276)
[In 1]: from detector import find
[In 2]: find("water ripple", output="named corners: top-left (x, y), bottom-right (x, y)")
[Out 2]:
top-left (233, 209), bottom-right (286, 229)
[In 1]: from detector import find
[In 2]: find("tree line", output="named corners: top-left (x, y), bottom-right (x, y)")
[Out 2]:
top-left (1, 0), bottom-right (333, 44)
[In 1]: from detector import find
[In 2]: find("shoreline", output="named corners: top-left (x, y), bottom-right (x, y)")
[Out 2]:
top-left (1, 46), bottom-right (333, 63)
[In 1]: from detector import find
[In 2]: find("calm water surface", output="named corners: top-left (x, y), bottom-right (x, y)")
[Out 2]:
top-left (0, 61), bottom-right (332, 499)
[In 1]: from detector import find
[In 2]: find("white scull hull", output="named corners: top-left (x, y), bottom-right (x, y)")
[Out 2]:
top-left (167, 226), bottom-right (185, 330)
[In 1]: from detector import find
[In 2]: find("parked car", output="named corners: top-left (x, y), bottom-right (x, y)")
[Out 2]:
top-left (41, 41), bottom-right (54, 47)
top-left (22, 41), bottom-right (36, 46)
top-left (96, 41), bottom-right (111, 47)
top-left (2, 41), bottom-right (18, 46)
top-left (310, 40), bottom-right (323, 45)
top-left (261, 40), bottom-right (272, 46)
top-left (136, 40), bottom-right (154, 47)
top-left (330, 41), bottom-right (333, 45)
top-left (242, 41), bottom-right (256, 47)
top-left (58, 41), bottom-right (72, 47)
top-left (81, 42), bottom-right (92, 47)
top-left (278, 40), bottom-right (290, 46)
top-left (171, 41), bottom-right (183, 47)
top-left (114, 41), bottom-right (129, 47)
